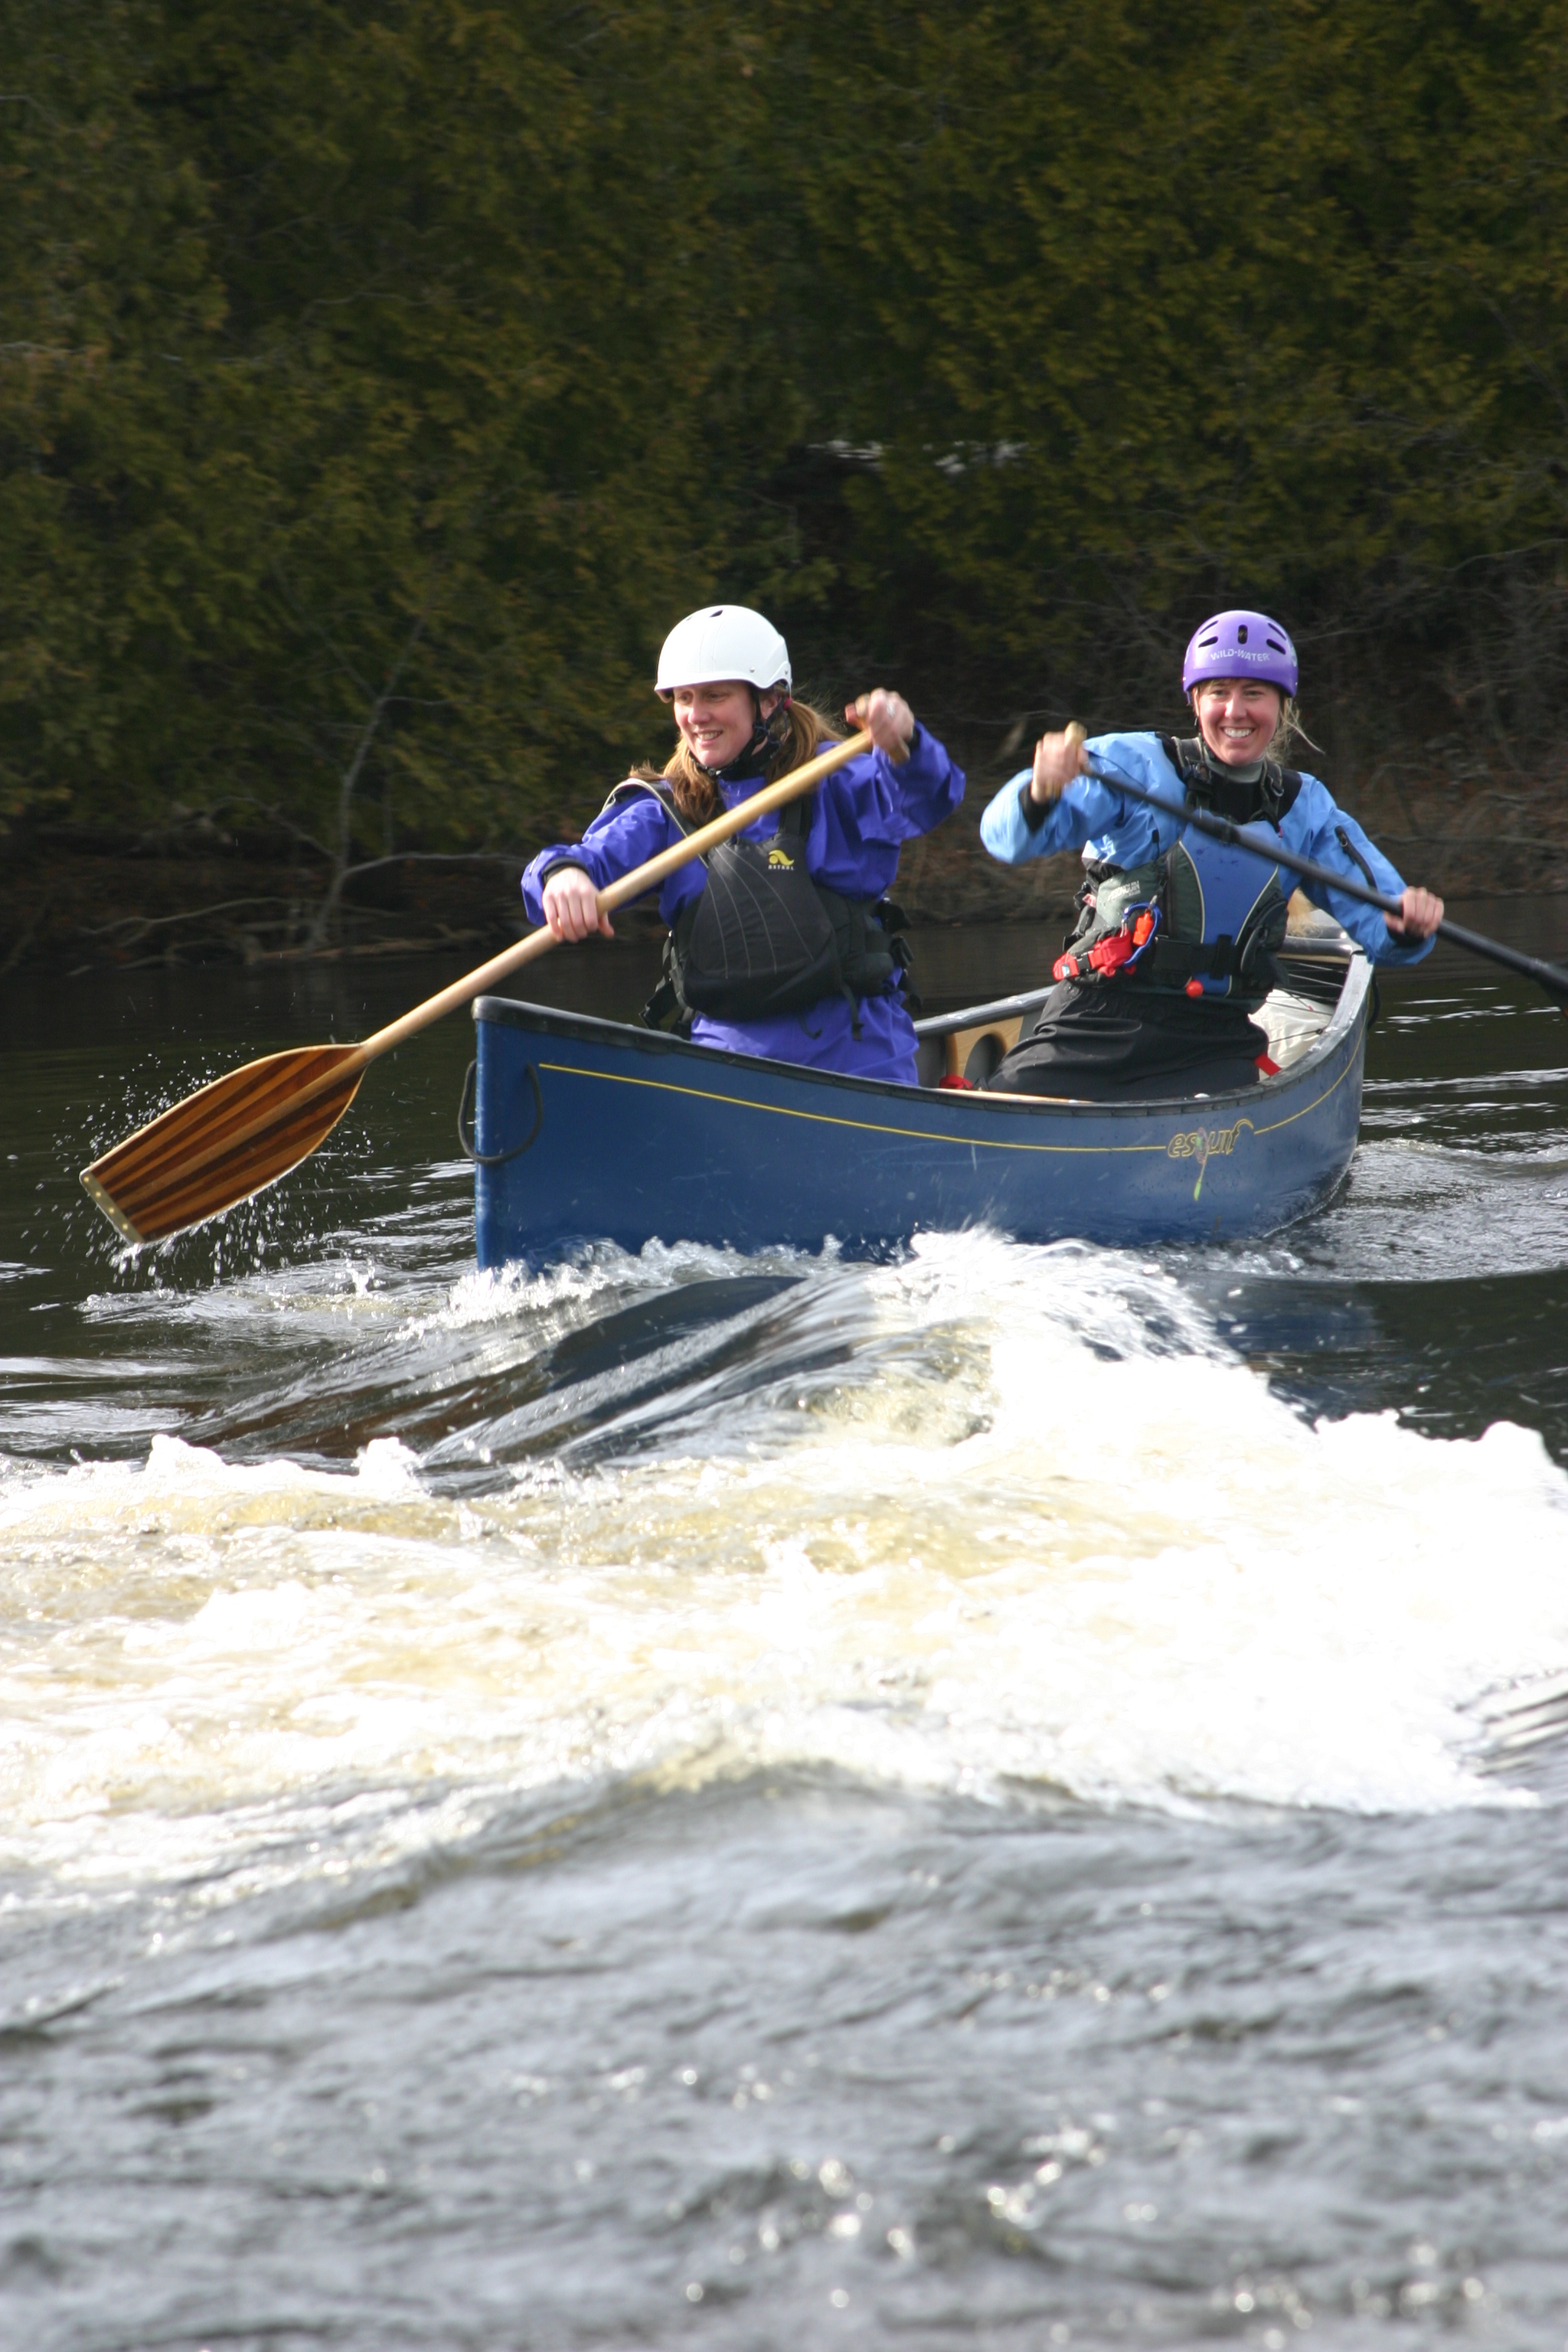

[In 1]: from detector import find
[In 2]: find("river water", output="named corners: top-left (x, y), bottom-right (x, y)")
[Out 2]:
top-left (4, 907), bottom-right (1568, 2351)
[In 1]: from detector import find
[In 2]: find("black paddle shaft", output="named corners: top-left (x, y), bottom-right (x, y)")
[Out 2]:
top-left (1085, 756), bottom-right (1568, 1010)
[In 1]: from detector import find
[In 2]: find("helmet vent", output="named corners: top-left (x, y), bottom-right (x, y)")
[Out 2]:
top-left (1237, 623), bottom-right (1249, 644)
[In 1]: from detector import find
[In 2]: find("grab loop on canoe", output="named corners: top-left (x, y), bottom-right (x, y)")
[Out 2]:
top-left (458, 1060), bottom-right (543, 1165)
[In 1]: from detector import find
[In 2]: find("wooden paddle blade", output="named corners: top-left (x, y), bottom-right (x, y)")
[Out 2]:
top-left (80, 1044), bottom-right (367, 1245)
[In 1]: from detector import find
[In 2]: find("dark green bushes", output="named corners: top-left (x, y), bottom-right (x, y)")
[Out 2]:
top-left (3, 0), bottom-right (1564, 852)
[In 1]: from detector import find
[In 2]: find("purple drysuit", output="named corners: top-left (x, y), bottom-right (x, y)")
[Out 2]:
top-left (521, 724), bottom-right (965, 1083)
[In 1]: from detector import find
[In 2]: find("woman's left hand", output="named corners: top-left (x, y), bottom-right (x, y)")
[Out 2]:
top-left (848, 689), bottom-right (914, 763)
top-left (1387, 885), bottom-right (1444, 942)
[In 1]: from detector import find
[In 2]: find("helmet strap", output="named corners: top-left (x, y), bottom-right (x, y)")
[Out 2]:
top-left (758, 693), bottom-right (792, 757)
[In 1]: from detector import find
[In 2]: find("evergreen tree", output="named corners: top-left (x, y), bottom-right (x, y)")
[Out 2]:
top-left (3, 0), bottom-right (1564, 857)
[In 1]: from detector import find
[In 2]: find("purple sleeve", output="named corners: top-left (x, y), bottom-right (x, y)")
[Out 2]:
top-left (521, 788), bottom-right (681, 926)
top-left (810, 723), bottom-right (965, 894)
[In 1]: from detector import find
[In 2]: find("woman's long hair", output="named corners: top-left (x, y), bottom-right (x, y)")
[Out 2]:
top-left (634, 696), bottom-right (841, 825)
top-left (1269, 695), bottom-right (1321, 760)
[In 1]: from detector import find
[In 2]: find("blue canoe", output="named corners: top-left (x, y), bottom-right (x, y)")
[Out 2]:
top-left (466, 944), bottom-right (1372, 1268)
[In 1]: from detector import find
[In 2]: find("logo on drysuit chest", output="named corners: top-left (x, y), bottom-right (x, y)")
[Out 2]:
top-left (767, 847), bottom-right (795, 869)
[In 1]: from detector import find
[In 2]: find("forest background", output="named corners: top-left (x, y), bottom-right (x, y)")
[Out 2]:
top-left (3, 0), bottom-right (1566, 969)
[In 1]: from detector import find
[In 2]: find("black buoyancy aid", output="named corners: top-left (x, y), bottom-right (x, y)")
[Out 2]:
top-left (611, 782), bottom-right (910, 1033)
top-left (1056, 737), bottom-right (1303, 1002)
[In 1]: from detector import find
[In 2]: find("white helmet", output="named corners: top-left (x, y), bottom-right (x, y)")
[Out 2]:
top-left (655, 604), bottom-right (792, 700)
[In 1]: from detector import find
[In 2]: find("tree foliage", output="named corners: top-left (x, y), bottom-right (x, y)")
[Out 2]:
top-left (3, 0), bottom-right (1565, 857)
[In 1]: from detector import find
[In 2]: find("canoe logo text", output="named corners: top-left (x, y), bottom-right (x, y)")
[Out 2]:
top-left (1167, 1116), bottom-right (1254, 1200)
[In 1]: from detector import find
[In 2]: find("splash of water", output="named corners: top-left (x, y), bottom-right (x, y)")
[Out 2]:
top-left (2, 1231), bottom-right (1565, 1907)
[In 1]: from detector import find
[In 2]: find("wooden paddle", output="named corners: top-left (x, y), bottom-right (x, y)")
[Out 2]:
top-left (80, 728), bottom-right (874, 1244)
top-left (1064, 725), bottom-right (1568, 1009)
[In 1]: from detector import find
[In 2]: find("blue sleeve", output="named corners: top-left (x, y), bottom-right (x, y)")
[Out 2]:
top-left (1282, 777), bottom-right (1432, 966)
top-left (521, 787), bottom-right (681, 926)
top-left (809, 722), bottom-right (965, 894)
top-left (979, 732), bottom-right (1181, 868)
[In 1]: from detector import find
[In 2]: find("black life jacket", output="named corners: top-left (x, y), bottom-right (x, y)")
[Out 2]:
top-left (1057, 737), bottom-right (1304, 1002)
top-left (610, 782), bottom-right (912, 1034)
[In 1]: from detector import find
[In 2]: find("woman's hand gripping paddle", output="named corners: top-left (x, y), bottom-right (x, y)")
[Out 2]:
top-left (80, 729), bottom-right (874, 1246)
top-left (1062, 723), bottom-right (1568, 1011)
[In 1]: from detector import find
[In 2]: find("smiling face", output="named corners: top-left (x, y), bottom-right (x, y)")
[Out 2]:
top-left (1192, 678), bottom-right (1284, 766)
top-left (671, 682), bottom-right (780, 771)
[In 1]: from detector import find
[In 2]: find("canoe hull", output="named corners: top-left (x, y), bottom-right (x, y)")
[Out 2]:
top-left (470, 959), bottom-right (1371, 1266)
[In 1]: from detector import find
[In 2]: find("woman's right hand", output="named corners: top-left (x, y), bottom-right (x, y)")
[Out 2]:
top-left (541, 863), bottom-right (614, 942)
top-left (1028, 726), bottom-right (1091, 806)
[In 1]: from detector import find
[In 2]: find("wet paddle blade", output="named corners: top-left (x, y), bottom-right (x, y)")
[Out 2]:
top-left (80, 1045), bottom-right (366, 1245)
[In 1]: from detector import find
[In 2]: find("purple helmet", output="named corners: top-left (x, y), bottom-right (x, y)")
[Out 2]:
top-left (1181, 609), bottom-right (1298, 698)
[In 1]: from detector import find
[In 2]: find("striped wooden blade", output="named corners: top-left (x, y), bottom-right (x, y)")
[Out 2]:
top-left (80, 1044), bottom-right (367, 1245)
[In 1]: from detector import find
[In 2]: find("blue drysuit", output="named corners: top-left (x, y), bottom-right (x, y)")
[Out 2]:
top-left (522, 725), bottom-right (965, 1083)
top-left (977, 730), bottom-right (1432, 1097)
top-left (980, 731), bottom-right (1432, 969)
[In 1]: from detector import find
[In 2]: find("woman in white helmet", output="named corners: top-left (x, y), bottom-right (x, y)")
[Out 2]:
top-left (521, 606), bottom-right (965, 1082)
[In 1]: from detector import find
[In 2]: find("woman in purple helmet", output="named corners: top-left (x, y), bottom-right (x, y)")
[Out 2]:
top-left (977, 609), bottom-right (1443, 1098)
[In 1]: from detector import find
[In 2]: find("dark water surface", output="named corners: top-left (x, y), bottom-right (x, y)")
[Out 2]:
top-left (3, 909), bottom-right (1568, 2350)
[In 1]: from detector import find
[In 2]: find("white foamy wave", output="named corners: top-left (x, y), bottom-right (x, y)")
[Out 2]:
top-left (0, 1429), bottom-right (423, 1534)
top-left (2, 1233), bottom-right (1566, 1897)
top-left (434, 1233), bottom-right (837, 1333)
top-left (437, 1256), bottom-right (616, 1331)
